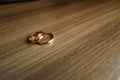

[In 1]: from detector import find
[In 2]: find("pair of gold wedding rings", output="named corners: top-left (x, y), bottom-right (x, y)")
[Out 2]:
top-left (29, 31), bottom-right (54, 45)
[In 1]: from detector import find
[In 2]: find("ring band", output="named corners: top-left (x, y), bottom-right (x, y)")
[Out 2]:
top-left (29, 31), bottom-right (44, 43)
top-left (37, 32), bottom-right (54, 45)
top-left (29, 31), bottom-right (54, 45)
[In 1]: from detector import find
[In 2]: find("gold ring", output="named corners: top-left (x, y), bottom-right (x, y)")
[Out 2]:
top-left (29, 31), bottom-right (54, 45)
top-left (29, 31), bottom-right (44, 44)
top-left (37, 32), bottom-right (54, 45)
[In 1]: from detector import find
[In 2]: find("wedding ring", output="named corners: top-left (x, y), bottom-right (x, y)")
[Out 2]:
top-left (29, 31), bottom-right (44, 43)
top-left (29, 31), bottom-right (54, 45)
top-left (38, 32), bottom-right (54, 45)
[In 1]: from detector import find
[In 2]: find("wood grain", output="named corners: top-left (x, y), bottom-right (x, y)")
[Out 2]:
top-left (0, 0), bottom-right (120, 80)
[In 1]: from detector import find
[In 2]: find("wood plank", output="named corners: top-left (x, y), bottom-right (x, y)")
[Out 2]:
top-left (0, 0), bottom-right (120, 80)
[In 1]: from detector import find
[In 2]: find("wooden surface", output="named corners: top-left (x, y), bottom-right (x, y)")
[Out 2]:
top-left (0, 0), bottom-right (120, 80)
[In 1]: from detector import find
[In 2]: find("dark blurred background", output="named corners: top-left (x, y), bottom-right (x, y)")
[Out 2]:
top-left (0, 0), bottom-right (35, 3)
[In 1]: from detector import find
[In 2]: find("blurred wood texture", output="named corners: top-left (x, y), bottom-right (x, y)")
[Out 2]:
top-left (0, 0), bottom-right (120, 80)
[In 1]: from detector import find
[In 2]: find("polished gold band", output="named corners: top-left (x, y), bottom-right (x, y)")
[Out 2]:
top-left (29, 31), bottom-right (54, 45)
top-left (38, 32), bottom-right (54, 45)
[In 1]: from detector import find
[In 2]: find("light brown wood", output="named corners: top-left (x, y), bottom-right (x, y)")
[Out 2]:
top-left (0, 0), bottom-right (120, 80)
